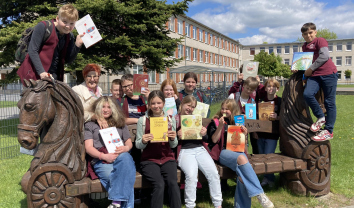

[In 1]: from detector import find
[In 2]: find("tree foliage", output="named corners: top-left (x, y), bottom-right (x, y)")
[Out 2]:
top-left (0, 0), bottom-right (192, 83)
top-left (297, 28), bottom-right (338, 42)
top-left (253, 51), bottom-right (291, 78)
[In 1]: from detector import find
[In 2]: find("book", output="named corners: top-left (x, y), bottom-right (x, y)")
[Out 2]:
top-left (243, 61), bottom-right (259, 79)
top-left (163, 97), bottom-right (178, 116)
top-left (234, 115), bottom-right (245, 126)
top-left (245, 103), bottom-right (256, 120)
top-left (75, 14), bottom-right (102, 48)
top-left (226, 125), bottom-right (246, 152)
top-left (99, 127), bottom-right (124, 153)
top-left (193, 101), bottom-right (210, 118)
top-left (258, 101), bottom-right (275, 121)
top-left (291, 52), bottom-right (314, 71)
top-left (150, 117), bottom-right (169, 142)
top-left (181, 115), bottom-right (203, 140)
top-left (133, 74), bottom-right (149, 95)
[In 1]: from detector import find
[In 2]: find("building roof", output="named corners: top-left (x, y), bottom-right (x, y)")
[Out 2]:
top-left (170, 65), bottom-right (237, 74)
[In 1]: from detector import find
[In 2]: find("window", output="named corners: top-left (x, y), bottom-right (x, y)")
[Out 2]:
top-left (215, 36), bottom-right (217, 46)
top-left (205, 31), bottom-right (208, 43)
top-left (346, 56), bottom-right (352, 65)
top-left (328, 43), bottom-right (333, 52)
top-left (185, 46), bottom-right (190, 60)
top-left (177, 20), bottom-right (183, 35)
top-left (337, 43), bottom-right (342, 51)
top-left (219, 38), bottom-right (222, 48)
top-left (269, 47), bottom-right (273, 54)
top-left (185, 23), bottom-right (189, 37)
top-left (210, 53), bottom-right (213, 64)
top-left (219, 55), bottom-right (222, 65)
top-left (205, 51), bottom-right (208, 63)
top-left (285, 46), bottom-right (290, 54)
top-left (169, 17), bottom-right (175, 32)
top-left (159, 72), bottom-right (166, 84)
top-left (133, 65), bottom-right (143, 74)
top-left (336, 56), bottom-right (342, 66)
top-left (193, 49), bottom-right (197, 61)
top-left (277, 46), bottom-right (281, 54)
top-left (338, 71), bottom-right (342, 80)
top-left (199, 30), bottom-right (202, 41)
top-left (293, 45), bottom-right (298, 53)
top-left (250, 48), bottom-right (255, 55)
top-left (148, 71), bottom-right (156, 83)
top-left (215, 54), bottom-right (217, 65)
top-left (284, 59), bottom-right (290, 65)
top-left (260, 47), bottom-right (265, 52)
top-left (178, 45), bottom-right (183, 58)
top-left (210, 34), bottom-right (213, 45)
top-left (199, 50), bottom-right (203, 62)
top-left (346, 42), bottom-right (352, 51)
top-left (226, 41), bottom-right (228, 50)
top-left (193, 26), bottom-right (196, 39)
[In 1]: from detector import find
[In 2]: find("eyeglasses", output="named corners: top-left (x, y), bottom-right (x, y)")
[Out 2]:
top-left (122, 84), bottom-right (133, 89)
top-left (86, 75), bottom-right (99, 80)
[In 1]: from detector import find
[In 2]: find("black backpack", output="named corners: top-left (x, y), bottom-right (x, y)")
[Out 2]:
top-left (15, 20), bottom-right (53, 63)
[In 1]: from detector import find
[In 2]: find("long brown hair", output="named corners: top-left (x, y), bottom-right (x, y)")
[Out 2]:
top-left (147, 90), bottom-right (165, 117)
top-left (90, 96), bottom-right (126, 128)
top-left (215, 99), bottom-right (240, 125)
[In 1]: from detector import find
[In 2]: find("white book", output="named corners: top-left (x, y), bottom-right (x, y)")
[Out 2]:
top-left (75, 14), bottom-right (102, 48)
top-left (193, 101), bottom-right (209, 118)
top-left (99, 127), bottom-right (124, 153)
top-left (164, 97), bottom-right (178, 116)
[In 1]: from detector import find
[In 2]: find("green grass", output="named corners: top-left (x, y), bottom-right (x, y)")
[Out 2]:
top-left (337, 84), bottom-right (354, 88)
top-left (0, 96), bottom-right (353, 207)
top-left (0, 101), bottom-right (18, 108)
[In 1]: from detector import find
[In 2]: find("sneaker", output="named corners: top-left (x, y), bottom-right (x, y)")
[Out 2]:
top-left (108, 203), bottom-right (121, 208)
top-left (310, 119), bottom-right (326, 132)
top-left (312, 130), bottom-right (333, 142)
top-left (257, 193), bottom-right (274, 208)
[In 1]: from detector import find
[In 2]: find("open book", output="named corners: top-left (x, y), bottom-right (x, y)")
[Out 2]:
top-left (99, 127), bottom-right (124, 153)
top-left (75, 14), bottom-right (102, 48)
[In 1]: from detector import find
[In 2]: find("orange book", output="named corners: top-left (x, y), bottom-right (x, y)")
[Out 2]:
top-left (226, 126), bottom-right (246, 152)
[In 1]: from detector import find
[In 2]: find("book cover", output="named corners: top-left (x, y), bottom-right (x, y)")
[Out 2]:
top-left (291, 52), bottom-right (314, 71)
top-left (181, 115), bottom-right (202, 140)
top-left (150, 117), bottom-right (168, 142)
top-left (193, 101), bottom-right (210, 118)
top-left (234, 115), bottom-right (245, 126)
top-left (75, 14), bottom-right (102, 48)
top-left (245, 103), bottom-right (257, 120)
top-left (133, 74), bottom-right (149, 95)
top-left (243, 61), bottom-right (259, 79)
top-left (258, 101), bottom-right (275, 121)
top-left (163, 97), bottom-right (178, 116)
top-left (226, 125), bottom-right (246, 152)
top-left (99, 127), bottom-right (124, 153)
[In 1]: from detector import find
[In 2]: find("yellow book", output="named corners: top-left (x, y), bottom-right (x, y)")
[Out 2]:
top-left (181, 115), bottom-right (202, 140)
top-left (150, 117), bottom-right (169, 142)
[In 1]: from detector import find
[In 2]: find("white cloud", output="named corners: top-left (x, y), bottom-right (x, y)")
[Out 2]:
top-left (238, 35), bottom-right (277, 45)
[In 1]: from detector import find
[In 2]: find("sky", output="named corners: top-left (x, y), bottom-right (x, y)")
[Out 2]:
top-left (166, 0), bottom-right (354, 45)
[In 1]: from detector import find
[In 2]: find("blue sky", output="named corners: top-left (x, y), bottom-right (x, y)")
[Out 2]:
top-left (166, 0), bottom-right (354, 45)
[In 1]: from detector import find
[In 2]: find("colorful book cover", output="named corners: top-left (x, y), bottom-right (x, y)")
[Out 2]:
top-left (258, 101), bottom-right (275, 121)
top-left (226, 125), bottom-right (246, 152)
top-left (163, 97), bottom-right (178, 116)
top-left (150, 117), bottom-right (168, 142)
top-left (75, 14), bottom-right (102, 48)
top-left (193, 101), bottom-right (210, 118)
top-left (245, 103), bottom-right (257, 120)
top-left (181, 115), bottom-right (202, 140)
top-left (133, 74), bottom-right (149, 95)
top-left (234, 115), bottom-right (245, 126)
top-left (291, 52), bottom-right (314, 71)
top-left (99, 127), bottom-right (124, 153)
top-left (243, 61), bottom-right (259, 79)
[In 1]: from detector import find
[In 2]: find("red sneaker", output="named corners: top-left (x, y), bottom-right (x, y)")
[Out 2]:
top-left (312, 130), bottom-right (333, 142)
top-left (310, 119), bottom-right (326, 132)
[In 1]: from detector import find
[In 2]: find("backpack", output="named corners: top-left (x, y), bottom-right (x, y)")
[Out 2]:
top-left (15, 20), bottom-right (52, 63)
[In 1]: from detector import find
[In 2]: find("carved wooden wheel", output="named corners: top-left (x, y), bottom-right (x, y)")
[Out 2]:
top-left (300, 141), bottom-right (331, 190)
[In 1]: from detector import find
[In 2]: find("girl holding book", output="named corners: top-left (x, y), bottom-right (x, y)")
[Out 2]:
top-left (160, 79), bottom-right (181, 111)
top-left (207, 99), bottom-right (274, 208)
top-left (135, 90), bottom-right (181, 208)
top-left (84, 96), bottom-right (135, 208)
top-left (176, 95), bottom-right (222, 208)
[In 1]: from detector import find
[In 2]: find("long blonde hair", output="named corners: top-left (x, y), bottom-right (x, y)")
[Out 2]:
top-left (215, 99), bottom-right (240, 125)
top-left (90, 96), bottom-right (126, 128)
top-left (179, 95), bottom-right (197, 114)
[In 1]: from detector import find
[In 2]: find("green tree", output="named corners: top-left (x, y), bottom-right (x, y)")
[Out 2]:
top-left (253, 51), bottom-right (291, 78)
top-left (296, 28), bottom-right (337, 42)
top-left (344, 69), bottom-right (352, 78)
top-left (0, 0), bottom-right (191, 84)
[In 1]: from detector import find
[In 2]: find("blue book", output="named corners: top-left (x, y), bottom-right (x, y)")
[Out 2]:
top-left (234, 115), bottom-right (245, 126)
top-left (245, 103), bottom-right (257, 120)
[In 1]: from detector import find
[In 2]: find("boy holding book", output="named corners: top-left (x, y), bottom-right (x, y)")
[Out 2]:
top-left (300, 22), bottom-right (338, 141)
top-left (257, 78), bottom-right (281, 187)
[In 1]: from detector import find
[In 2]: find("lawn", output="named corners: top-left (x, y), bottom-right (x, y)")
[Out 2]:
top-left (0, 101), bottom-right (18, 108)
top-left (0, 95), bottom-right (353, 207)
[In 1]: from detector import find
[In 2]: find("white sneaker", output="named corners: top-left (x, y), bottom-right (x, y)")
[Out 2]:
top-left (257, 193), bottom-right (274, 208)
top-left (108, 203), bottom-right (121, 208)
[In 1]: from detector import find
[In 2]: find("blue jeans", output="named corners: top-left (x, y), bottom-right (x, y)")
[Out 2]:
top-left (219, 149), bottom-right (264, 208)
top-left (257, 138), bottom-right (278, 182)
top-left (178, 146), bottom-right (222, 208)
top-left (303, 73), bottom-right (338, 133)
top-left (93, 152), bottom-right (136, 208)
